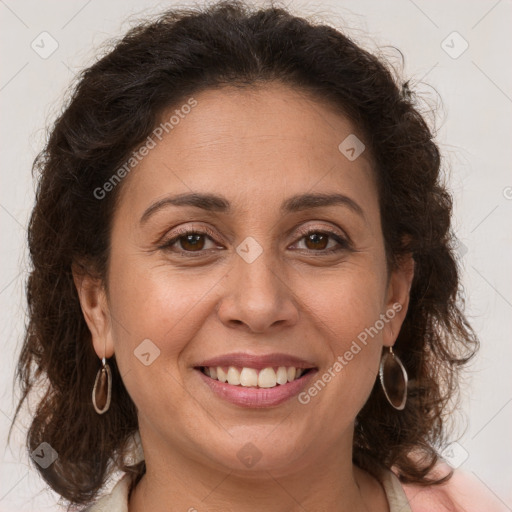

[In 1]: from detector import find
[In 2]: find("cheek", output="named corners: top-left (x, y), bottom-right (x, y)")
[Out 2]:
top-left (105, 255), bottom-right (221, 420)
top-left (303, 264), bottom-right (387, 347)
top-left (105, 247), bottom-right (246, 419)
top-left (296, 264), bottom-right (387, 414)
top-left (108, 256), bottom-right (223, 354)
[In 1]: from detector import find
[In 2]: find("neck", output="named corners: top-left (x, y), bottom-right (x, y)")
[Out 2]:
top-left (128, 425), bottom-right (388, 512)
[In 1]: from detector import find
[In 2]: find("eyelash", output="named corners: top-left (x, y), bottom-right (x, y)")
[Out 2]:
top-left (158, 225), bottom-right (352, 256)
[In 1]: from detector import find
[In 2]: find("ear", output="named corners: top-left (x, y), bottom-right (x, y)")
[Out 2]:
top-left (72, 263), bottom-right (115, 360)
top-left (382, 252), bottom-right (415, 348)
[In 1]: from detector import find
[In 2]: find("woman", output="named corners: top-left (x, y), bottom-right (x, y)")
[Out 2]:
top-left (13, 1), bottom-right (506, 510)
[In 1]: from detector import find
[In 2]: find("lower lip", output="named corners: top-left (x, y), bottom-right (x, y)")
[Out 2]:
top-left (195, 368), bottom-right (317, 408)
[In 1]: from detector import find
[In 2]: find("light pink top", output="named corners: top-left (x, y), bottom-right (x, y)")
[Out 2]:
top-left (84, 463), bottom-right (508, 512)
top-left (84, 435), bottom-right (508, 511)
top-left (399, 464), bottom-right (509, 512)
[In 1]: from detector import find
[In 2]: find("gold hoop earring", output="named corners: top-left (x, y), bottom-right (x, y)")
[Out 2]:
top-left (92, 357), bottom-right (112, 414)
top-left (379, 346), bottom-right (407, 410)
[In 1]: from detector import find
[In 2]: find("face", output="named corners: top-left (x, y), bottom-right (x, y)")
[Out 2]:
top-left (77, 82), bottom-right (413, 477)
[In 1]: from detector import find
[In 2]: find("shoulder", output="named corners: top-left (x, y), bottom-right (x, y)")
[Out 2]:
top-left (82, 433), bottom-right (143, 511)
top-left (397, 461), bottom-right (509, 512)
top-left (81, 473), bottom-right (133, 512)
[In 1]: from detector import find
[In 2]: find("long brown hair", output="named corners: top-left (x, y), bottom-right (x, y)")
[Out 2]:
top-left (12, 0), bottom-right (479, 506)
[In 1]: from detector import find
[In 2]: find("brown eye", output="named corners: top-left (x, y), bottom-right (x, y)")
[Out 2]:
top-left (159, 226), bottom-right (351, 257)
top-left (159, 227), bottom-right (220, 254)
top-left (293, 229), bottom-right (350, 253)
top-left (304, 232), bottom-right (329, 250)
top-left (178, 233), bottom-right (206, 251)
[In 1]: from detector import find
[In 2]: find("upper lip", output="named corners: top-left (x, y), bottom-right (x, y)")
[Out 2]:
top-left (195, 352), bottom-right (317, 371)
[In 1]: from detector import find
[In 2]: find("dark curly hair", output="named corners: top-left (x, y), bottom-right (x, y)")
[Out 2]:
top-left (12, 0), bottom-right (479, 506)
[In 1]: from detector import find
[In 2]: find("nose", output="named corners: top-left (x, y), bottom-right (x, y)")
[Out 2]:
top-left (216, 248), bottom-right (299, 334)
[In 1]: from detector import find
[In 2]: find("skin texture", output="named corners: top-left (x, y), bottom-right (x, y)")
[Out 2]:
top-left (74, 82), bottom-right (414, 512)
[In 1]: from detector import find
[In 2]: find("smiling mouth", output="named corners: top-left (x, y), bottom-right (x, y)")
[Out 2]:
top-left (196, 366), bottom-right (315, 388)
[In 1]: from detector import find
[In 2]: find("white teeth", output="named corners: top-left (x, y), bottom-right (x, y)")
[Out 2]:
top-left (217, 367), bottom-right (227, 383)
top-left (276, 366), bottom-right (288, 385)
top-left (240, 367), bottom-right (258, 387)
top-left (258, 367), bottom-right (277, 388)
top-left (203, 365), bottom-right (309, 388)
top-left (227, 366), bottom-right (241, 385)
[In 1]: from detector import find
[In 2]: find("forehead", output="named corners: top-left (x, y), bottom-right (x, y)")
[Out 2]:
top-left (115, 82), bottom-right (378, 222)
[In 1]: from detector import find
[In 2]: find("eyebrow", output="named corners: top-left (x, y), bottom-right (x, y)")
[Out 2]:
top-left (139, 191), bottom-right (365, 225)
